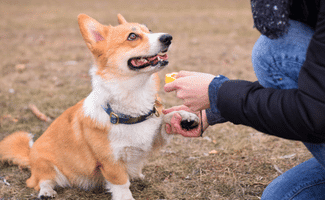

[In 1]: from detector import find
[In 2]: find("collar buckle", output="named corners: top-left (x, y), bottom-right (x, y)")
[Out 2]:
top-left (109, 112), bottom-right (120, 125)
top-left (153, 105), bottom-right (160, 117)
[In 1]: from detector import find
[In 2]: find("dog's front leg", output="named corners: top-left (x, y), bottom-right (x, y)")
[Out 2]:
top-left (105, 179), bottom-right (134, 200)
top-left (153, 110), bottom-right (199, 151)
top-left (101, 160), bottom-right (134, 200)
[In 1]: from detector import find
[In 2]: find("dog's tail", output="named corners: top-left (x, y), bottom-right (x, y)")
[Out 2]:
top-left (0, 131), bottom-right (33, 168)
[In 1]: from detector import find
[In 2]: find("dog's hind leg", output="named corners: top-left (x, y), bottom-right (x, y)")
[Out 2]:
top-left (26, 159), bottom-right (58, 198)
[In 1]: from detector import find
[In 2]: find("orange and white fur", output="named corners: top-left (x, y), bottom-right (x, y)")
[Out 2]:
top-left (0, 14), bottom-right (198, 199)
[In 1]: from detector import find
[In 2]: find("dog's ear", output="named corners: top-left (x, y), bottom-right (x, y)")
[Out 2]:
top-left (78, 14), bottom-right (109, 51)
top-left (117, 14), bottom-right (127, 25)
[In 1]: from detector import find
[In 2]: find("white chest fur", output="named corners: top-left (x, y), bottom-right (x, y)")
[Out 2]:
top-left (109, 116), bottom-right (162, 160)
top-left (82, 66), bottom-right (163, 176)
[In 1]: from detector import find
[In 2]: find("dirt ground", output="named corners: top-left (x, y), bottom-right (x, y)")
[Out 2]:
top-left (0, 0), bottom-right (312, 199)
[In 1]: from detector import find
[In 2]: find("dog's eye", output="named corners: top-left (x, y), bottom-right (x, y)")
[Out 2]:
top-left (127, 33), bottom-right (138, 41)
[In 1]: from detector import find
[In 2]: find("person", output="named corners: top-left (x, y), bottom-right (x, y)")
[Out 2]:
top-left (163, 0), bottom-right (325, 199)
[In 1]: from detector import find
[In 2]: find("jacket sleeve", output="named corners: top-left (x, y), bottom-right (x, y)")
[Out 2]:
top-left (215, 1), bottom-right (325, 144)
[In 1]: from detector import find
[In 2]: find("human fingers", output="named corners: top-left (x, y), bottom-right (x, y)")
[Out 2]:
top-left (162, 105), bottom-right (191, 115)
top-left (176, 70), bottom-right (198, 78)
top-left (165, 123), bottom-right (172, 134)
top-left (163, 79), bottom-right (179, 93)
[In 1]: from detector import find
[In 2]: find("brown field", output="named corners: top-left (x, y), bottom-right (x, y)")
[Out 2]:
top-left (0, 0), bottom-right (312, 199)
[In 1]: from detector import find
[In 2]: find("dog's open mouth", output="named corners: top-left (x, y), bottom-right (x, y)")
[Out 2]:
top-left (128, 51), bottom-right (168, 70)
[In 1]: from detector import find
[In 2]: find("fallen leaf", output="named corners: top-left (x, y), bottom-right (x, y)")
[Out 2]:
top-left (15, 64), bottom-right (26, 73)
top-left (209, 150), bottom-right (218, 154)
top-left (278, 154), bottom-right (296, 159)
top-left (28, 104), bottom-right (51, 122)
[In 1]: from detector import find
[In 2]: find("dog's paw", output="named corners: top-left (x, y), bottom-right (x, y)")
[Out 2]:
top-left (38, 190), bottom-right (57, 199)
top-left (131, 173), bottom-right (145, 180)
top-left (38, 180), bottom-right (57, 199)
top-left (139, 173), bottom-right (145, 180)
top-left (180, 119), bottom-right (199, 130)
top-left (178, 111), bottom-right (199, 130)
top-left (106, 180), bottom-right (135, 200)
top-left (164, 110), bottom-right (199, 130)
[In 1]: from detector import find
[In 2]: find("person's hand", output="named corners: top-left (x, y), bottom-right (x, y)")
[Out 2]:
top-left (164, 71), bottom-right (215, 112)
top-left (162, 105), bottom-right (209, 137)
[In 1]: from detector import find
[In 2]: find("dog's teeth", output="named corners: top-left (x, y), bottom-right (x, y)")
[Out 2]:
top-left (158, 52), bottom-right (166, 56)
top-left (139, 58), bottom-right (147, 62)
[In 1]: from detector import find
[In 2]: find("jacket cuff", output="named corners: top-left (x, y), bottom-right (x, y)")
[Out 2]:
top-left (206, 108), bottom-right (227, 125)
top-left (207, 75), bottom-right (229, 125)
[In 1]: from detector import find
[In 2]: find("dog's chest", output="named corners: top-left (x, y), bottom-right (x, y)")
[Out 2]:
top-left (108, 116), bottom-right (162, 161)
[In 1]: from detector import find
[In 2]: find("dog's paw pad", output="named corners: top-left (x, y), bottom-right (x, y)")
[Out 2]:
top-left (180, 120), bottom-right (199, 130)
top-left (177, 111), bottom-right (199, 130)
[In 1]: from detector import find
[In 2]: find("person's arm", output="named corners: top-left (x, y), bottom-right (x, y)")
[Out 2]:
top-left (215, 80), bottom-right (325, 143)
top-left (215, 1), bottom-right (325, 143)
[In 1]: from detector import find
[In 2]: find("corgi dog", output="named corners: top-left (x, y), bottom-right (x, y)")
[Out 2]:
top-left (0, 14), bottom-right (199, 200)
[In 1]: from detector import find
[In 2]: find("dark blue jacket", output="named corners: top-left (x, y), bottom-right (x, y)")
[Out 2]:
top-left (207, 0), bottom-right (325, 143)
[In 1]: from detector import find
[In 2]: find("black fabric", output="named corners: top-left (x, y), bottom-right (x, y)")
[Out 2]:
top-left (218, 80), bottom-right (325, 143)
top-left (289, 0), bottom-right (320, 29)
top-left (216, 0), bottom-right (325, 143)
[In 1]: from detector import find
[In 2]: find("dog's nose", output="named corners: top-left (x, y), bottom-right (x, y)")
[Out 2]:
top-left (159, 34), bottom-right (173, 46)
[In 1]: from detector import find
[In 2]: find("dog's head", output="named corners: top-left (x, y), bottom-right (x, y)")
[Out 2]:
top-left (78, 14), bottom-right (172, 78)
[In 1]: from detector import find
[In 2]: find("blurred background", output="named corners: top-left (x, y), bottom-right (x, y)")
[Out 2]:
top-left (0, 0), bottom-right (312, 199)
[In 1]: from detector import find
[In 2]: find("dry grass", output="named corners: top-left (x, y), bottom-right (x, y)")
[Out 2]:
top-left (0, 0), bottom-right (312, 199)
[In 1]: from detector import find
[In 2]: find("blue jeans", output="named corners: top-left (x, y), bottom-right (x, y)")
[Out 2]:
top-left (252, 20), bottom-right (325, 199)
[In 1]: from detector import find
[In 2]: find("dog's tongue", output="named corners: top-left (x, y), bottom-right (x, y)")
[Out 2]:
top-left (131, 54), bottom-right (168, 67)
top-left (147, 55), bottom-right (158, 61)
top-left (131, 58), bottom-right (149, 67)
top-left (131, 55), bottom-right (158, 67)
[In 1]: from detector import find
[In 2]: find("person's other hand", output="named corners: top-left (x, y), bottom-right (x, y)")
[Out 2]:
top-left (164, 71), bottom-right (215, 112)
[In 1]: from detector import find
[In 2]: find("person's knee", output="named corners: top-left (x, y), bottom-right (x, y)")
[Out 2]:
top-left (252, 35), bottom-right (271, 68)
top-left (261, 177), bottom-right (284, 200)
top-left (262, 158), bottom-right (325, 200)
top-left (252, 34), bottom-right (286, 71)
top-left (252, 20), bottom-right (313, 76)
top-left (251, 35), bottom-right (276, 87)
